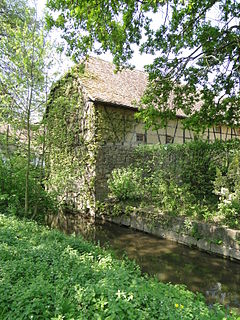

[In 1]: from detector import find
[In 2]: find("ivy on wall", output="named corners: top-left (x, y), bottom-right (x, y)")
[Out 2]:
top-left (46, 68), bottom-right (98, 214)
top-left (46, 66), bottom-right (137, 214)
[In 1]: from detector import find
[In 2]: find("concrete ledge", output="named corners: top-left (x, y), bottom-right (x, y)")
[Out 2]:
top-left (178, 234), bottom-right (198, 246)
top-left (197, 239), bottom-right (211, 252)
top-left (103, 213), bottom-right (240, 262)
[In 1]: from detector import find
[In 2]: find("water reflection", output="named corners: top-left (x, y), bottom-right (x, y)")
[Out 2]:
top-left (48, 214), bottom-right (240, 310)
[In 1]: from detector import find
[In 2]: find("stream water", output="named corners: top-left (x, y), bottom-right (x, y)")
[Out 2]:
top-left (51, 214), bottom-right (240, 311)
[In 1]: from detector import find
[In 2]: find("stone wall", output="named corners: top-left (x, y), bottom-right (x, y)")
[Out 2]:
top-left (104, 212), bottom-right (240, 261)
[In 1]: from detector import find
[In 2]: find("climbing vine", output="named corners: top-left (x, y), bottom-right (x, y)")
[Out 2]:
top-left (46, 67), bottom-right (98, 214)
top-left (95, 104), bottom-right (135, 144)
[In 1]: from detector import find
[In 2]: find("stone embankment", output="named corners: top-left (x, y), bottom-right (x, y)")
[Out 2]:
top-left (104, 212), bottom-right (240, 261)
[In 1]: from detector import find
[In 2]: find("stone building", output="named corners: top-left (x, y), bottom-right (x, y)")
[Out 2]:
top-left (46, 57), bottom-right (240, 215)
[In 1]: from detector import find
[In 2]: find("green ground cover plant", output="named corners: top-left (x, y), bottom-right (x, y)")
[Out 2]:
top-left (107, 140), bottom-right (240, 229)
top-left (0, 214), bottom-right (237, 319)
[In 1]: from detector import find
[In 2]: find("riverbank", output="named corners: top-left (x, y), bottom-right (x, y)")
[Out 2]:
top-left (100, 205), bottom-right (240, 262)
top-left (0, 213), bottom-right (237, 319)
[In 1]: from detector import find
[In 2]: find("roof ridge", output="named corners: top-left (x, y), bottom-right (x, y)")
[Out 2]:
top-left (86, 56), bottom-right (147, 76)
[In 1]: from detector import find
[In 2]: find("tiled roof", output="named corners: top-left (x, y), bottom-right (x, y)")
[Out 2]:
top-left (79, 57), bottom-right (148, 109)
top-left (79, 57), bottom-right (192, 117)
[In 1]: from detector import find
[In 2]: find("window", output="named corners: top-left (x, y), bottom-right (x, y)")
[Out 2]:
top-left (215, 126), bottom-right (221, 133)
top-left (136, 133), bottom-right (145, 143)
top-left (166, 135), bottom-right (173, 144)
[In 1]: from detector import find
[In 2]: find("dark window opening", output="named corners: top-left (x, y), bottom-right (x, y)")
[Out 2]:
top-left (136, 133), bottom-right (146, 143)
top-left (166, 135), bottom-right (173, 144)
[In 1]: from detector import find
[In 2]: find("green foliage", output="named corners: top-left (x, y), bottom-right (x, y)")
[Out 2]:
top-left (108, 140), bottom-right (240, 228)
top-left (0, 0), bottom-right (28, 52)
top-left (46, 0), bottom-right (146, 66)
top-left (0, 214), bottom-right (236, 319)
top-left (46, 0), bottom-right (240, 128)
top-left (0, 2), bottom-right (46, 121)
top-left (0, 156), bottom-right (56, 221)
top-left (46, 69), bottom-right (98, 213)
top-left (108, 167), bottom-right (143, 201)
top-left (0, 0), bottom-right (53, 217)
top-left (214, 152), bottom-right (240, 228)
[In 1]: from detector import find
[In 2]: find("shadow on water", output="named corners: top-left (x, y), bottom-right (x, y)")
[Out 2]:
top-left (48, 214), bottom-right (240, 311)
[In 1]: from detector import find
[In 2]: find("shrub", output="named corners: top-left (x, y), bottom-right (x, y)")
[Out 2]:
top-left (108, 167), bottom-right (143, 200)
top-left (0, 155), bottom-right (56, 221)
top-left (214, 152), bottom-right (240, 228)
top-left (134, 140), bottom-right (240, 203)
top-left (107, 140), bottom-right (240, 227)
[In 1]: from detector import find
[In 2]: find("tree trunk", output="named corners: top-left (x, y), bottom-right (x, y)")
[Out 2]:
top-left (25, 105), bottom-right (31, 216)
top-left (6, 124), bottom-right (9, 156)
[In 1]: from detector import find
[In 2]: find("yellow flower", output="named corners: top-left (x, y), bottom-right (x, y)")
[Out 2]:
top-left (175, 303), bottom-right (179, 308)
top-left (180, 305), bottom-right (184, 309)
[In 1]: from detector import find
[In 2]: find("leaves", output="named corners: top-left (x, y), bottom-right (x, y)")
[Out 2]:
top-left (0, 214), bottom-right (235, 319)
top-left (108, 139), bottom-right (240, 227)
top-left (0, 1), bottom-right (55, 217)
top-left (0, 4), bottom-right (46, 124)
top-left (0, 155), bottom-right (56, 219)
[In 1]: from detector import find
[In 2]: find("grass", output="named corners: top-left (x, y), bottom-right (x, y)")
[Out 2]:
top-left (0, 214), bottom-right (238, 319)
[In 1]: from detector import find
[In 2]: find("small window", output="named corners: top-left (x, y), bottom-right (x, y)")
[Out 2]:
top-left (215, 126), bottom-right (221, 133)
top-left (136, 133), bottom-right (145, 143)
top-left (166, 135), bottom-right (173, 144)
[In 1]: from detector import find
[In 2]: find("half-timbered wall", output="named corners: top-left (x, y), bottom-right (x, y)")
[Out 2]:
top-left (95, 103), bottom-right (240, 146)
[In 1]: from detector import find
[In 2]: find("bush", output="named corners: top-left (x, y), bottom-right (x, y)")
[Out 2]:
top-left (108, 167), bottom-right (143, 200)
top-left (134, 139), bottom-right (240, 202)
top-left (0, 155), bottom-right (56, 221)
top-left (0, 214), bottom-right (236, 319)
top-left (214, 152), bottom-right (240, 228)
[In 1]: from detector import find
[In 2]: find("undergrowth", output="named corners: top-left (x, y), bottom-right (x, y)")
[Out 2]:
top-left (0, 214), bottom-right (237, 319)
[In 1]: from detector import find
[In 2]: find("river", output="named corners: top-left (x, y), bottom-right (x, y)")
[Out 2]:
top-left (50, 214), bottom-right (240, 311)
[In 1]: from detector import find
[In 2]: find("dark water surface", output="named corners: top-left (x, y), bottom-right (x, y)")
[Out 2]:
top-left (51, 215), bottom-right (240, 311)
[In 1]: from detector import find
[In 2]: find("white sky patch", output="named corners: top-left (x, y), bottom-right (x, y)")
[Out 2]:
top-left (36, 0), bottom-right (46, 17)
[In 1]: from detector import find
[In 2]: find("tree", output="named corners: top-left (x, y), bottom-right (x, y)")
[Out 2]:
top-left (46, 0), bottom-right (240, 130)
top-left (0, 2), bottom-right (48, 216)
top-left (0, 0), bottom-right (27, 35)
